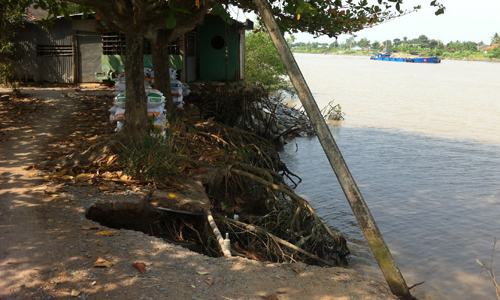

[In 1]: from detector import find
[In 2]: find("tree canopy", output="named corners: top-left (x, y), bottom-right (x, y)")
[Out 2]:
top-left (492, 33), bottom-right (500, 45)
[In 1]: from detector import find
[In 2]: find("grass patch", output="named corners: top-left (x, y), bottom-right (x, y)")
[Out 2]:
top-left (121, 132), bottom-right (178, 181)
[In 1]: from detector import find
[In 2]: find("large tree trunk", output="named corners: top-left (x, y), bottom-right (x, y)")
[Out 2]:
top-left (121, 31), bottom-right (149, 141)
top-left (149, 29), bottom-right (175, 118)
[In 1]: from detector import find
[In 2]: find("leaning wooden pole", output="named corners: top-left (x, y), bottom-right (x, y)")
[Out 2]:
top-left (253, 0), bottom-right (415, 299)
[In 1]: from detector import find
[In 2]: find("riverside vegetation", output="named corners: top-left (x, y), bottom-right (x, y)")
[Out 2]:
top-left (291, 33), bottom-right (500, 61)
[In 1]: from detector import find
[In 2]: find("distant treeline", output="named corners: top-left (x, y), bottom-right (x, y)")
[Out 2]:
top-left (291, 34), bottom-right (500, 60)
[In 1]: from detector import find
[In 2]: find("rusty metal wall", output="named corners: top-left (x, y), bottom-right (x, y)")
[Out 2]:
top-left (15, 20), bottom-right (74, 83)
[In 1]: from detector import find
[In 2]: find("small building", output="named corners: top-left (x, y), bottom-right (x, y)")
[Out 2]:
top-left (484, 44), bottom-right (499, 53)
top-left (351, 46), bottom-right (362, 51)
top-left (14, 13), bottom-right (253, 84)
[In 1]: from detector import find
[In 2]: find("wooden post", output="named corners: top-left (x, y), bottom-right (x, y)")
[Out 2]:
top-left (253, 0), bottom-right (416, 299)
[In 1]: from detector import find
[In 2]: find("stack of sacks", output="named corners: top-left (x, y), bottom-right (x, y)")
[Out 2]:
top-left (144, 68), bottom-right (154, 85)
top-left (169, 68), bottom-right (184, 109)
top-left (113, 69), bottom-right (154, 96)
top-left (113, 80), bottom-right (152, 96)
top-left (146, 90), bottom-right (167, 137)
top-left (171, 79), bottom-right (183, 109)
top-left (182, 82), bottom-right (191, 97)
top-left (108, 89), bottom-right (167, 136)
top-left (117, 72), bottom-right (125, 82)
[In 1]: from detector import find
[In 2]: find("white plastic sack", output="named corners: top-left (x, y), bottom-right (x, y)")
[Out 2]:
top-left (173, 96), bottom-right (184, 109)
top-left (145, 88), bottom-right (163, 95)
top-left (147, 105), bottom-right (166, 119)
top-left (108, 105), bottom-right (118, 122)
top-left (114, 107), bottom-right (126, 121)
top-left (115, 80), bottom-right (151, 92)
top-left (147, 90), bottom-right (165, 108)
top-left (170, 79), bottom-right (182, 88)
top-left (114, 94), bottom-right (127, 108)
top-left (171, 87), bottom-right (183, 97)
top-left (169, 68), bottom-right (177, 79)
top-left (147, 95), bottom-right (165, 108)
top-left (144, 68), bottom-right (153, 78)
top-left (182, 82), bottom-right (190, 97)
top-left (115, 121), bottom-right (124, 132)
top-left (115, 81), bottom-right (126, 92)
top-left (150, 118), bottom-right (167, 137)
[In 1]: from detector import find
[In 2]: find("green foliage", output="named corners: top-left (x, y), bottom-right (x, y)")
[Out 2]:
top-left (229, 0), bottom-right (445, 39)
top-left (0, 61), bottom-right (17, 86)
top-left (121, 133), bottom-right (178, 181)
top-left (0, 2), bottom-right (26, 85)
top-left (210, 3), bottom-right (233, 25)
top-left (245, 30), bottom-right (295, 94)
top-left (489, 47), bottom-right (500, 59)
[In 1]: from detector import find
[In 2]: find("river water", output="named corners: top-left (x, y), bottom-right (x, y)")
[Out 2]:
top-left (280, 53), bottom-right (500, 300)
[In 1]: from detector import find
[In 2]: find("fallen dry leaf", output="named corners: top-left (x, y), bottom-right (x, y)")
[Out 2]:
top-left (93, 257), bottom-right (113, 268)
top-left (204, 278), bottom-right (214, 286)
top-left (70, 289), bottom-right (80, 296)
top-left (106, 155), bottom-right (118, 165)
top-left (46, 168), bottom-right (68, 179)
top-left (132, 262), bottom-right (146, 274)
top-left (93, 230), bottom-right (118, 236)
top-left (75, 173), bottom-right (92, 182)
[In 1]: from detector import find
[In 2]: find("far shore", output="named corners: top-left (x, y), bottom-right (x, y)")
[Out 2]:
top-left (292, 50), bottom-right (500, 62)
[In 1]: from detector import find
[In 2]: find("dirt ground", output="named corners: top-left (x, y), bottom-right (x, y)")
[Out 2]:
top-left (0, 84), bottom-right (398, 300)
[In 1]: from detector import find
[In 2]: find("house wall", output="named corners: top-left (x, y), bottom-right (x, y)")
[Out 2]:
top-left (198, 15), bottom-right (240, 81)
top-left (14, 15), bottom-right (247, 84)
top-left (15, 20), bottom-right (74, 83)
top-left (100, 55), bottom-right (183, 74)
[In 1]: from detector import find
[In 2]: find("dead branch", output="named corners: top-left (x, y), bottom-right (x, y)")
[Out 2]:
top-left (223, 217), bottom-right (336, 267)
top-left (477, 238), bottom-right (500, 299)
top-left (230, 167), bottom-right (341, 242)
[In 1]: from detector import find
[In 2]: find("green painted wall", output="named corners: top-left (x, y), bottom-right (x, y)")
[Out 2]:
top-left (100, 55), bottom-right (183, 74)
top-left (198, 15), bottom-right (240, 81)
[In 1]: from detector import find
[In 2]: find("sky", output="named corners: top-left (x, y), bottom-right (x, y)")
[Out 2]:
top-left (231, 0), bottom-right (500, 45)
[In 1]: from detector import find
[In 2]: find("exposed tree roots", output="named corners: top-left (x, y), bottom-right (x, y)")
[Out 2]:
top-left (36, 86), bottom-right (350, 267)
top-left (181, 122), bottom-right (350, 266)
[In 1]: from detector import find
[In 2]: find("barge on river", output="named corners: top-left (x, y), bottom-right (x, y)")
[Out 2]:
top-left (370, 52), bottom-right (441, 63)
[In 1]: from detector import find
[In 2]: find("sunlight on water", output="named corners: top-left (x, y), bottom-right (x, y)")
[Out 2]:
top-left (280, 54), bottom-right (500, 300)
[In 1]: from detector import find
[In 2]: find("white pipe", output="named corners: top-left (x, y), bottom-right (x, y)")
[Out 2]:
top-left (207, 212), bottom-right (231, 257)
